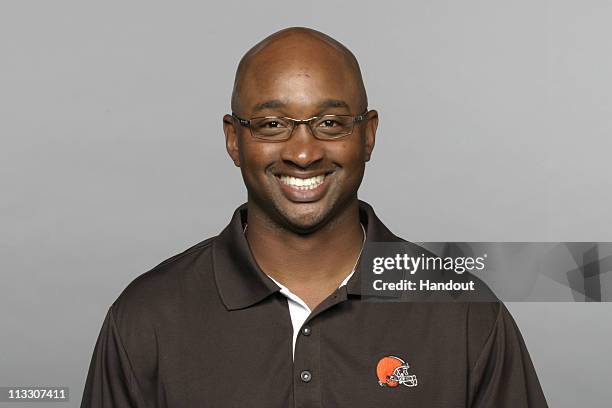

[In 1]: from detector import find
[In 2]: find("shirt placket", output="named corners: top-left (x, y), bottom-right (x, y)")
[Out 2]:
top-left (292, 286), bottom-right (349, 408)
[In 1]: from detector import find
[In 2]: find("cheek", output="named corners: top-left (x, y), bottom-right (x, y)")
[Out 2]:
top-left (239, 140), bottom-right (279, 170)
top-left (331, 140), bottom-right (366, 165)
top-left (327, 143), bottom-right (366, 192)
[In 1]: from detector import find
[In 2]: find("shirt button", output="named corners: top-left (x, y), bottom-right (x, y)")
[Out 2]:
top-left (301, 326), bottom-right (312, 336)
top-left (300, 370), bottom-right (312, 383)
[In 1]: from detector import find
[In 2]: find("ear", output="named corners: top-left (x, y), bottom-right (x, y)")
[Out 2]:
top-left (223, 114), bottom-right (241, 167)
top-left (363, 110), bottom-right (378, 162)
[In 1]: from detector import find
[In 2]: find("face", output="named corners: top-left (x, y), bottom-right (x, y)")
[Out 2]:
top-left (223, 41), bottom-right (378, 233)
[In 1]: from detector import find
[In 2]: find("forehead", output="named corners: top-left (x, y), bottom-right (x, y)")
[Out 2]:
top-left (238, 43), bottom-right (362, 115)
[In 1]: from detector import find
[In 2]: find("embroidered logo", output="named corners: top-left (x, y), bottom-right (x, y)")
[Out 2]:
top-left (376, 355), bottom-right (418, 388)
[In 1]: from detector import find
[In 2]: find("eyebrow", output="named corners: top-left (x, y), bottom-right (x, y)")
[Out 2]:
top-left (317, 99), bottom-right (350, 110)
top-left (252, 100), bottom-right (286, 114)
top-left (251, 99), bottom-right (351, 115)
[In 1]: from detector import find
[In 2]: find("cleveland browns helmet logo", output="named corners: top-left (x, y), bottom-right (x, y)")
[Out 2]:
top-left (376, 355), bottom-right (418, 388)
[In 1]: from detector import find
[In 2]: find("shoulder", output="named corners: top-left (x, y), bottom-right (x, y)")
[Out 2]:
top-left (466, 301), bottom-right (502, 334)
top-left (110, 237), bottom-right (216, 329)
top-left (89, 237), bottom-right (219, 381)
top-left (465, 301), bottom-right (507, 367)
top-left (399, 241), bottom-right (505, 360)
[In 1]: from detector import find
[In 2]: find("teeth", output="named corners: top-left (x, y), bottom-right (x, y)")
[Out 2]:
top-left (279, 175), bottom-right (326, 190)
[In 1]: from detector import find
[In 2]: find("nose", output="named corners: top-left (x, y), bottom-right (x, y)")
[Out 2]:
top-left (280, 123), bottom-right (325, 169)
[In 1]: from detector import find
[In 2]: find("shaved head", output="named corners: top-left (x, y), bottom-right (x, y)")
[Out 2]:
top-left (231, 27), bottom-right (368, 114)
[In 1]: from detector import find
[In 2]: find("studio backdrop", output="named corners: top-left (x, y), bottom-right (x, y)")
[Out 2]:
top-left (1, 1), bottom-right (611, 407)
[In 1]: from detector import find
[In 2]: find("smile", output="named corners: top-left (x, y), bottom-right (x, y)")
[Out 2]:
top-left (279, 175), bottom-right (326, 190)
top-left (274, 171), bottom-right (334, 203)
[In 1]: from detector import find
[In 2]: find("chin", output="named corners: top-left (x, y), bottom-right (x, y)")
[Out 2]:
top-left (274, 201), bottom-right (332, 233)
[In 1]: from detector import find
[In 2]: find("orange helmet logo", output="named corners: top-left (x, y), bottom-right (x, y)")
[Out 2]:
top-left (376, 355), bottom-right (418, 388)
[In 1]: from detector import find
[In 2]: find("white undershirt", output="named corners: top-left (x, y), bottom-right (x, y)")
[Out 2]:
top-left (257, 224), bottom-right (367, 360)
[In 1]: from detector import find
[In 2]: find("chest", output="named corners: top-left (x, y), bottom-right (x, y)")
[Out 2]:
top-left (151, 299), bottom-right (469, 407)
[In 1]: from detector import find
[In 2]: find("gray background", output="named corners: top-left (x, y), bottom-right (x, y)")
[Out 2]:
top-left (1, 0), bottom-right (611, 406)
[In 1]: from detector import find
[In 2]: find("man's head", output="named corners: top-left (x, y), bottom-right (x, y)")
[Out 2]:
top-left (223, 27), bottom-right (378, 233)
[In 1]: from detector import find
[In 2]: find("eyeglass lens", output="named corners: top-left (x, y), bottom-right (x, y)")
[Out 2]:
top-left (249, 115), bottom-right (355, 140)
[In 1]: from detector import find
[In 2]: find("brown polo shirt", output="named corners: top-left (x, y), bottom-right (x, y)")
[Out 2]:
top-left (81, 201), bottom-right (548, 407)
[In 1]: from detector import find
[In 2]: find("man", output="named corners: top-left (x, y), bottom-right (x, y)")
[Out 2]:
top-left (81, 27), bottom-right (548, 407)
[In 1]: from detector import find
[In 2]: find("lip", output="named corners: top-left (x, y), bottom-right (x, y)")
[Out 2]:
top-left (274, 171), bottom-right (334, 203)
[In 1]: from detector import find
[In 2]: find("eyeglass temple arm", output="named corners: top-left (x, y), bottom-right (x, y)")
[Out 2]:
top-left (231, 114), bottom-right (250, 126)
top-left (354, 110), bottom-right (369, 122)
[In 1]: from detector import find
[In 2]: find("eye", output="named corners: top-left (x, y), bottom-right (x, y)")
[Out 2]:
top-left (258, 118), bottom-right (288, 128)
top-left (319, 119), bottom-right (339, 127)
top-left (250, 117), bottom-right (291, 137)
top-left (265, 120), bottom-right (280, 128)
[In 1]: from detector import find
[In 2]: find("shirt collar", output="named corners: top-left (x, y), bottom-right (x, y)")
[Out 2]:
top-left (212, 200), bottom-right (402, 310)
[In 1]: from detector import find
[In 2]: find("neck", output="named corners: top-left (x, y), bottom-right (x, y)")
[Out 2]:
top-left (245, 199), bottom-right (364, 295)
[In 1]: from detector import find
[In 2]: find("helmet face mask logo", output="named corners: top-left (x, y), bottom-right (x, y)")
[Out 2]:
top-left (376, 355), bottom-right (418, 388)
top-left (389, 365), bottom-right (418, 387)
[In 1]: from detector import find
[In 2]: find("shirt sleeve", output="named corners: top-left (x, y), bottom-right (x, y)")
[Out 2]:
top-left (80, 307), bottom-right (146, 408)
top-left (467, 303), bottom-right (548, 408)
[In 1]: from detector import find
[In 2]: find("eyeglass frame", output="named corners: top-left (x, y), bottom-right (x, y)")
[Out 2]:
top-left (231, 109), bottom-right (370, 141)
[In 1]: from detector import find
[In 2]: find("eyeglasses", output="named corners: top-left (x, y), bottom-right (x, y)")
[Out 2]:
top-left (231, 110), bottom-right (369, 141)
